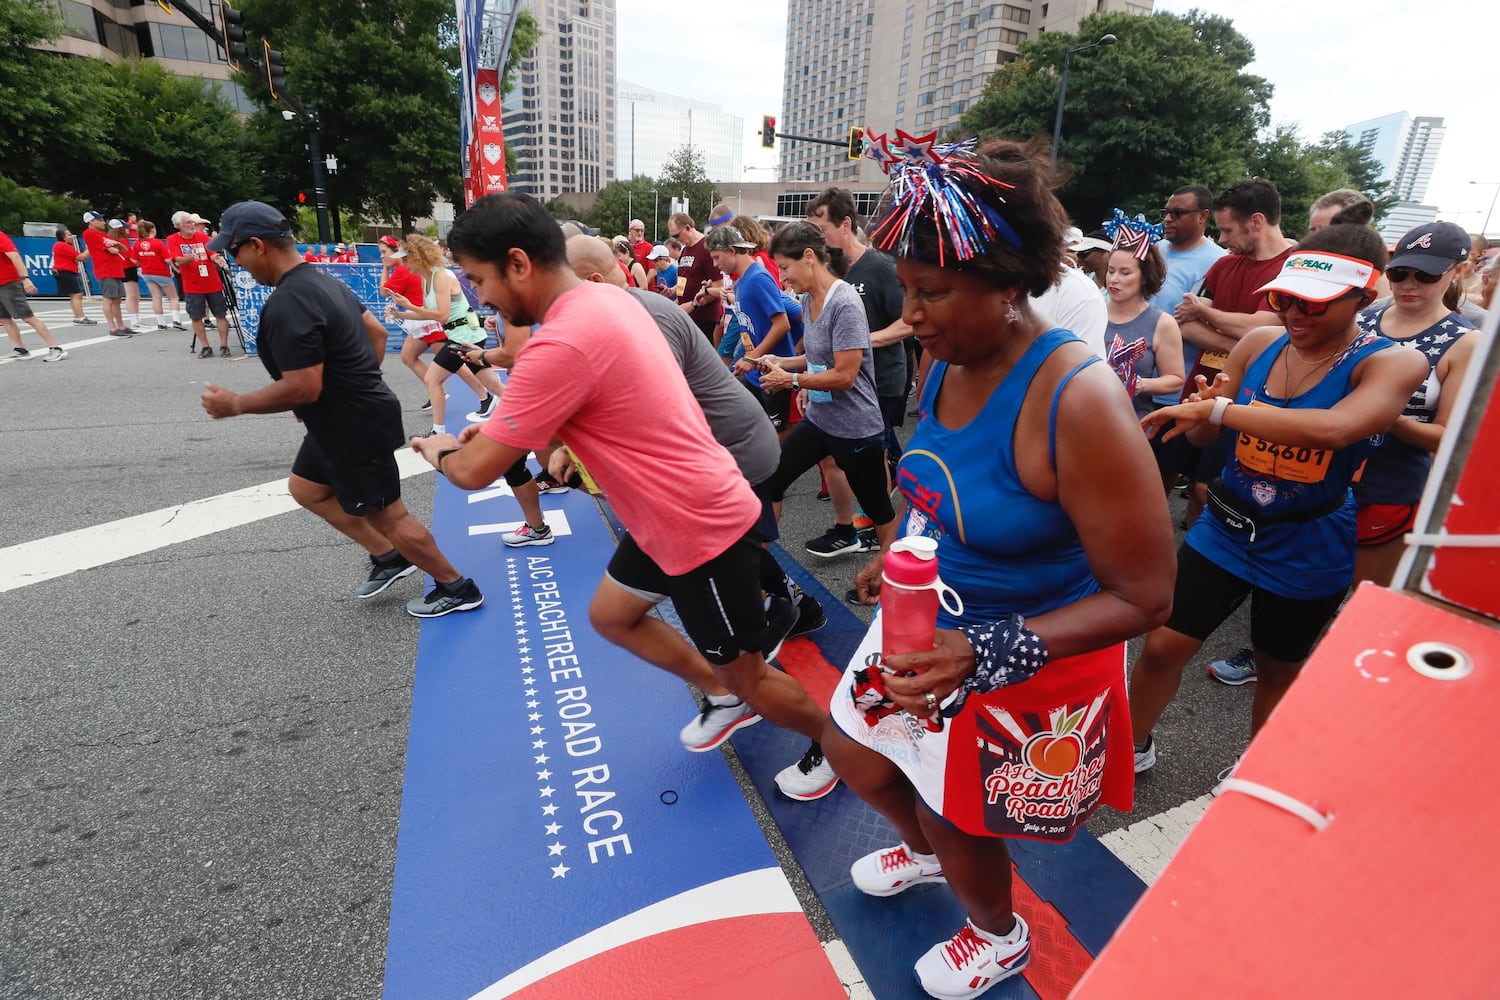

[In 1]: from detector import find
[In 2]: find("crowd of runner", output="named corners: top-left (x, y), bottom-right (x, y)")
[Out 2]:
top-left (35, 130), bottom-right (1475, 1000)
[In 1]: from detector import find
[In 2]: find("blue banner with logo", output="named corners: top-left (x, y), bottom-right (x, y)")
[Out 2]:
top-left (11, 236), bottom-right (67, 297)
top-left (228, 262), bottom-right (491, 356)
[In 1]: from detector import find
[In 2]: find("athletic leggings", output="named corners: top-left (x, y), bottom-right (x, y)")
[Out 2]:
top-left (762, 418), bottom-right (895, 525)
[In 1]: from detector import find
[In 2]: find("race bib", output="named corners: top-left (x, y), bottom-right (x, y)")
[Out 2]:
top-left (1234, 399), bottom-right (1332, 484)
top-left (806, 362), bottom-right (832, 404)
top-left (1198, 350), bottom-right (1228, 370)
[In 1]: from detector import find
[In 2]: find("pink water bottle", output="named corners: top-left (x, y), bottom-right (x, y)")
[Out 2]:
top-left (881, 536), bottom-right (964, 729)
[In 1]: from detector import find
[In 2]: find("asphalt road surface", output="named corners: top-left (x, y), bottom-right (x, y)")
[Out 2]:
top-left (0, 304), bottom-right (1253, 999)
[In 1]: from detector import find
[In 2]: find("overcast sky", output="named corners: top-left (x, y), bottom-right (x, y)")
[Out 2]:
top-left (614, 0), bottom-right (1496, 235)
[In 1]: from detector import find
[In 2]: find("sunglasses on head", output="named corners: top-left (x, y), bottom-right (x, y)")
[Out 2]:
top-left (1385, 266), bottom-right (1447, 285)
top-left (1265, 288), bottom-right (1363, 316)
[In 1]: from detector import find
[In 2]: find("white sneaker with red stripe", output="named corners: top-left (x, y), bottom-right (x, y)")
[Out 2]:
top-left (850, 842), bottom-right (946, 897)
top-left (914, 916), bottom-right (1030, 999)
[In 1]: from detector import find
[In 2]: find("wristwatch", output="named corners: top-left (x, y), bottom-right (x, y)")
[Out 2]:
top-left (792, 373), bottom-right (800, 391)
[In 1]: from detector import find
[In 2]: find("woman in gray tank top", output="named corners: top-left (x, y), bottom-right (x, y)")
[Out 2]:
top-left (1105, 244), bottom-right (1183, 420)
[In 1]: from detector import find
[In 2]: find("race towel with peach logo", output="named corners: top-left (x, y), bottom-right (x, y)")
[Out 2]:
top-left (830, 618), bottom-right (1132, 842)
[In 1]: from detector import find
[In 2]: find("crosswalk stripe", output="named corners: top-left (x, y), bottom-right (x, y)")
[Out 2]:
top-left (0, 448), bottom-right (432, 593)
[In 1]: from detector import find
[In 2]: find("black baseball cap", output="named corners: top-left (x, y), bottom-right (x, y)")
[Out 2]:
top-left (1387, 221), bottom-right (1471, 275)
top-left (207, 201), bottom-right (294, 253)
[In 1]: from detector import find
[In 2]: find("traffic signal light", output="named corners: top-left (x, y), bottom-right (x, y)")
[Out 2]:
top-left (156, 0), bottom-right (174, 12)
top-left (847, 126), bottom-right (865, 160)
top-left (220, 4), bottom-right (247, 72)
top-left (297, 192), bottom-right (308, 205)
top-left (761, 115), bottom-right (776, 149)
top-left (263, 40), bottom-right (286, 100)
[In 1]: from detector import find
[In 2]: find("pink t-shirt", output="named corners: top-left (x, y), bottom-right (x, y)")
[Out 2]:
top-left (482, 281), bottom-right (759, 574)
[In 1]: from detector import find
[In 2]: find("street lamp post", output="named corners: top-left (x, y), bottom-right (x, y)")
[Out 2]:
top-left (1050, 33), bottom-right (1117, 163)
top-left (651, 189), bottom-right (659, 241)
top-left (1471, 181), bottom-right (1500, 239)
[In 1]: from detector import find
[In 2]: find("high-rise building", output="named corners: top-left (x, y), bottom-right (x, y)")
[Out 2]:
top-left (1344, 112), bottom-right (1446, 242)
top-left (1344, 112), bottom-right (1445, 203)
top-left (504, 0), bottom-right (617, 199)
top-left (779, 0), bottom-right (1152, 187)
top-left (37, 0), bottom-right (253, 112)
top-left (617, 82), bottom-right (744, 183)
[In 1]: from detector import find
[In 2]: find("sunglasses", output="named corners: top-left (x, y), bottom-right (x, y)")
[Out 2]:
top-left (225, 238), bottom-right (255, 260)
top-left (1159, 208), bottom-right (1204, 219)
top-left (1265, 288), bottom-right (1363, 316)
top-left (1385, 266), bottom-right (1448, 285)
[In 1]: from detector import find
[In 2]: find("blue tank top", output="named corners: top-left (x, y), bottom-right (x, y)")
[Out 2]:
top-left (899, 328), bottom-right (1100, 628)
top-left (1352, 307), bottom-right (1473, 505)
top-left (1186, 331), bottom-right (1393, 599)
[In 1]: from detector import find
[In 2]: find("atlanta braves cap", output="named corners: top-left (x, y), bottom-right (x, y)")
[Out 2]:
top-left (1387, 221), bottom-right (1470, 275)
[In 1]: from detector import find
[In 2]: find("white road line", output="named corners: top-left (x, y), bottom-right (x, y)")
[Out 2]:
top-left (1096, 794), bottom-right (1212, 884)
top-left (823, 940), bottom-right (875, 1000)
top-left (0, 335), bottom-right (124, 364)
top-left (0, 448), bottom-right (432, 593)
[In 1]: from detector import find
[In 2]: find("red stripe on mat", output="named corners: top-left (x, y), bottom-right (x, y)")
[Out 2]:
top-left (776, 637), bottom-right (845, 707)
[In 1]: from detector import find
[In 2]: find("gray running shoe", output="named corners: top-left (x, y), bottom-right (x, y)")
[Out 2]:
top-left (406, 577), bottom-right (484, 618)
top-left (356, 553), bottom-right (416, 598)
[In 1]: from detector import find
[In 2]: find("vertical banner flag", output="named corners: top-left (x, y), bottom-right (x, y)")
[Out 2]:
top-left (473, 67), bottom-right (508, 199)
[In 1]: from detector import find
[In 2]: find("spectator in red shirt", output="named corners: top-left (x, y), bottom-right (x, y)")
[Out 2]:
top-left (1, 229), bottom-right (66, 360)
top-left (134, 220), bottom-right (183, 332)
top-left (628, 218), bottom-right (652, 268)
top-left (168, 211), bottom-right (232, 358)
top-left (109, 219), bottom-right (146, 332)
top-left (51, 227), bottom-right (96, 326)
top-left (81, 211), bottom-right (130, 336)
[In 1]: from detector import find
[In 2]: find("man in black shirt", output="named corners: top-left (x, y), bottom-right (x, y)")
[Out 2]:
top-left (199, 202), bottom-right (482, 618)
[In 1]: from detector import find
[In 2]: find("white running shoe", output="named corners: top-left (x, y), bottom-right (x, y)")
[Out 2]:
top-left (1133, 734), bottom-right (1157, 774)
top-left (914, 916), bottom-right (1031, 1000)
top-left (774, 741), bottom-right (840, 801)
top-left (678, 696), bottom-right (760, 752)
top-left (850, 842), bottom-right (946, 897)
top-left (43, 346), bottom-right (68, 363)
top-left (500, 523), bottom-right (555, 547)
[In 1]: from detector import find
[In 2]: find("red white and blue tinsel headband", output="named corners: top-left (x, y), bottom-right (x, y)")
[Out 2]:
top-left (864, 128), bottom-right (1023, 266)
top-left (1102, 209), bottom-right (1163, 262)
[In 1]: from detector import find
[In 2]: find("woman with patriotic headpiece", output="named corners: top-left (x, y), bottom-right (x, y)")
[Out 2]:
top-left (823, 134), bottom-right (1175, 999)
top-left (1101, 210), bottom-right (1185, 481)
top-left (1130, 216), bottom-right (1429, 770)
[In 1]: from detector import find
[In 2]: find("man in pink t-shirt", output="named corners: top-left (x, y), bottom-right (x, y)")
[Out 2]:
top-left (412, 192), bottom-right (830, 766)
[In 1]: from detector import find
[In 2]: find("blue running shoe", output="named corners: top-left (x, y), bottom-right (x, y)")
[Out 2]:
top-left (1208, 647), bottom-right (1257, 685)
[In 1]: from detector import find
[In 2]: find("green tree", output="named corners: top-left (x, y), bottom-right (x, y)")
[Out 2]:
top-left (657, 146), bottom-right (718, 233)
top-left (236, 0), bottom-right (461, 230)
top-left (586, 175), bottom-right (663, 239)
top-left (961, 10), bottom-right (1271, 229)
top-left (79, 61), bottom-right (257, 226)
top-left (0, 175), bottom-right (89, 233)
top-left (1248, 126), bottom-right (1395, 240)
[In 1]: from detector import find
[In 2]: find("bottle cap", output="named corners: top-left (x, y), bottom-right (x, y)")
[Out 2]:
top-left (884, 535), bottom-right (939, 586)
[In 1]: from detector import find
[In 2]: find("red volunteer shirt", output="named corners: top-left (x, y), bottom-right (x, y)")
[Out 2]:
top-left (52, 240), bottom-right (81, 274)
top-left (0, 232), bottom-right (21, 285)
top-left (82, 227), bottom-right (126, 279)
top-left (382, 263), bottom-right (423, 302)
top-left (133, 237), bottom-right (172, 277)
top-left (167, 231), bottom-right (223, 294)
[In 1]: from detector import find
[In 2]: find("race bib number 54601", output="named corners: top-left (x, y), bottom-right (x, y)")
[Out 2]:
top-left (1234, 400), bottom-right (1331, 483)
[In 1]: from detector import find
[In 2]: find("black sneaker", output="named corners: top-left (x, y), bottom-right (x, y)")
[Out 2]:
top-left (805, 527), bottom-right (867, 558)
top-left (466, 393), bottom-right (497, 421)
top-left (855, 527), bottom-right (878, 551)
top-left (74, 317), bottom-right (98, 326)
top-left (172, 321), bottom-right (187, 330)
top-left (763, 595), bottom-right (801, 661)
top-left (12, 347), bottom-right (29, 357)
top-left (816, 487), bottom-right (831, 502)
top-left (406, 577), bottom-right (484, 618)
top-left (534, 472), bottom-right (572, 495)
top-left (355, 552), bottom-right (416, 598)
top-left (789, 593), bottom-right (827, 637)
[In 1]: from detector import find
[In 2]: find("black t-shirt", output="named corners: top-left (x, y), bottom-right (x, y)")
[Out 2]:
top-left (844, 248), bottom-right (907, 397)
top-left (258, 263), bottom-right (403, 448)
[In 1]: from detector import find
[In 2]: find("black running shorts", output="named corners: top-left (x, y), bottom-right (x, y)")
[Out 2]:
top-left (1164, 542), bottom-right (1348, 663)
top-left (605, 531), bottom-right (768, 666)
top-left (291, 433), bottom-right (403, 517)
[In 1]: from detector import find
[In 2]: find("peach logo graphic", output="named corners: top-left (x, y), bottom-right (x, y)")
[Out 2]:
top-left (1022, 708), bottom-right (1085, 779)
